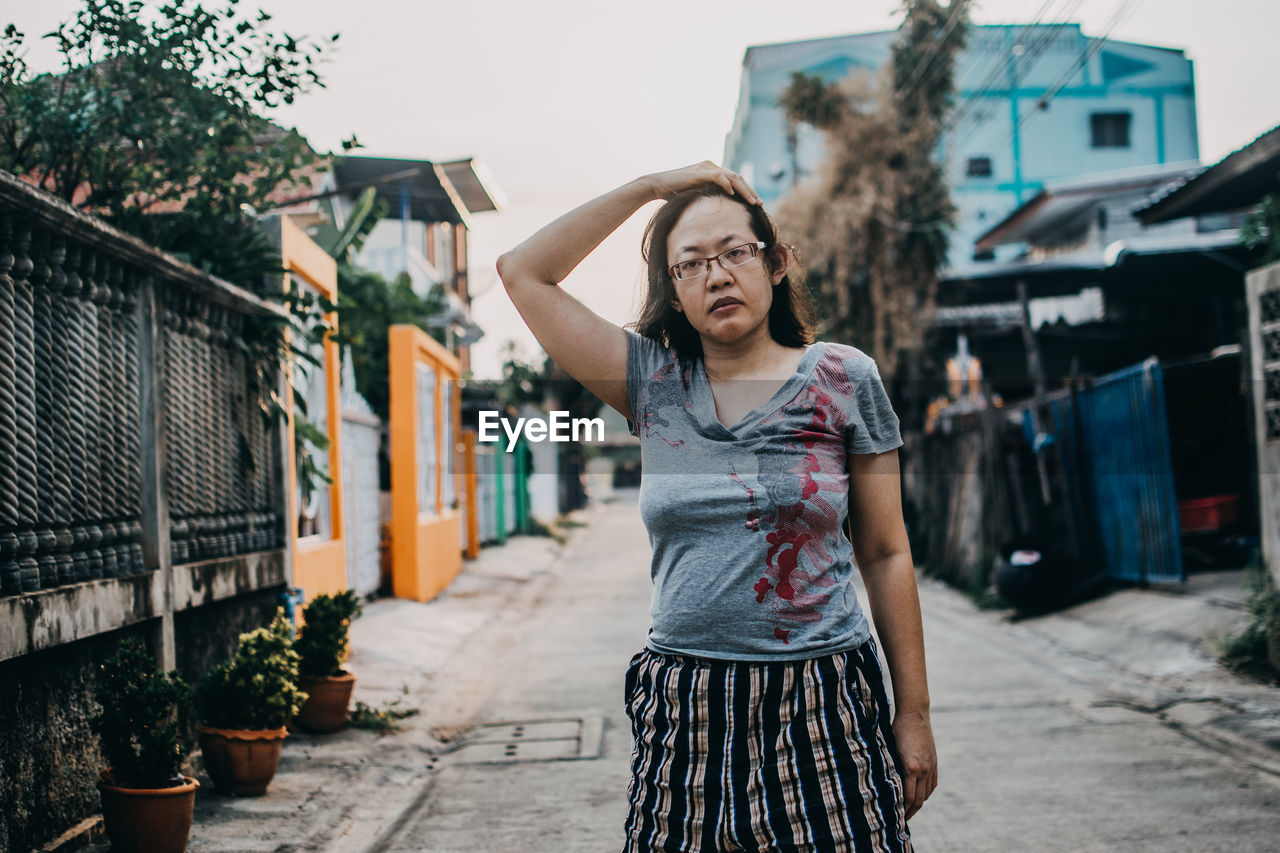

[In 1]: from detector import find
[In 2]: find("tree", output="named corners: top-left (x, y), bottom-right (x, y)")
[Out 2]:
top-left (777, 70), bottom-right (844, 188)
top-left (1241, 181), bottom-right (1280, 265)
top-left (0, 0), bottom-right (347, 286)
top-left (775, 0), bottom-right (969, 391)
top-left (336, 266), bottom-right (446, 424)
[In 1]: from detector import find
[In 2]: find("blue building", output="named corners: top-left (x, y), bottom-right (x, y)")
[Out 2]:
top-left (723, 24), bottom-right (1199, 273)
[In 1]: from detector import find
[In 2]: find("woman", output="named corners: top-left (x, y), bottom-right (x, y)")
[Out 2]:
top-left (497, 162), bottom-right (936, 853)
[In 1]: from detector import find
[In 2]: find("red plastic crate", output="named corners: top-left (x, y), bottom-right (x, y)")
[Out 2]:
top-left (1177, 494), bottom-right (1239, 535)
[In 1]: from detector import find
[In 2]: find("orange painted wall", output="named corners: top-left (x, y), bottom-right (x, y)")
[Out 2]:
top-left (388, 325), bottom-right (464, 602)
top-left (279, 215), bottom-right (347, 607)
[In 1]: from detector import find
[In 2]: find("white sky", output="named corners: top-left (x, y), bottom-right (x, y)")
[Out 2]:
top-left (8, 0), bottom-right (1279, 378)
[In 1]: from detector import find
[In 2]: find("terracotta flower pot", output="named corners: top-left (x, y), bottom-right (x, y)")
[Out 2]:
top-left (97, 771), bottom-right (198, 853)
top-left (197, 725), bottom-right (288, 796)
top-left (295, 670), bottom-right (356, 733)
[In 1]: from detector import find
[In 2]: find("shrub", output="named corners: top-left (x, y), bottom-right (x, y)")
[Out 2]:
top-left (195, 609), bottom-right (307, 730)
top-left (348, 699), bottom-right (419, 734)
top-left (1216, 553), bottom-right (1280, 683)
top-left (295, 590), bottom-right (362, 678)
top-left (92, 640), bottom-right (190, 788)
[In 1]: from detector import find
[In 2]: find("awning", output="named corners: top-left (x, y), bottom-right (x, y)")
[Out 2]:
top-left (942, 232), bottom-right (1249, 303)
top-left (439, 159), bottom-right (505, 214)
top-left (1133, 124), bottom-right (1280, 223)
top-left (331, 156), bottom-right (469, 225)
top-left (976, 161), bottom-right (1201, 250)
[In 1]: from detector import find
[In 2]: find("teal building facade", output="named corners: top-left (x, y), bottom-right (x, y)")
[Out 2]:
top-left (723, 24), bottom-right (1199, 272)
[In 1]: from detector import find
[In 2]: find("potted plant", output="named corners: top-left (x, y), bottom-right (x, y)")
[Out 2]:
top-left (294, 590), bottom-right (362, 732)
top-left (92, 640), bottom-right (198, 853)
top-left (194, 609), bottom-right (307, 795)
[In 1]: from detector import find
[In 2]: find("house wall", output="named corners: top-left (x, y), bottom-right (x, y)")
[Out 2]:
top-left (724, 24), bottom-right (1198, 269)
top-left (1246, 260), bottom-right (1280, 591)
top-left (388, 325), bottom-right (463, 601)
top-left (341, 351), bottom-right (384, 597)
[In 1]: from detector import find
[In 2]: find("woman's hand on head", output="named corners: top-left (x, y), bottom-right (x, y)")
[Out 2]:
top-left (646, 161), bottom-right (763, 206)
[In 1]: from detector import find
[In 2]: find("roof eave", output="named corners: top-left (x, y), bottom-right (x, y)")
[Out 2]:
top-left (1135, 125), bottom-right (1280, 223)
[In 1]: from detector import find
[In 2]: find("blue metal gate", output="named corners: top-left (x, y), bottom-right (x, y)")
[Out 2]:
top-left (1075, 358), bottom-right (1184, 583)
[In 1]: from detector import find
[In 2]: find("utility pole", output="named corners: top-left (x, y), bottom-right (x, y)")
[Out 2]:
top-left (1017, 279), bottom-right (1052, 505)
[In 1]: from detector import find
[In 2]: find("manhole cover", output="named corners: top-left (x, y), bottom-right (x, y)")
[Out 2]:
top-left (447, 716), bottom-right (603, 765)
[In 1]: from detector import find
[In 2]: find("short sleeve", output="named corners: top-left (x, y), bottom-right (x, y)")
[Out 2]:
top-left (844, 355), bottom-right (904, 455)
top-left (625, 329), bottom-right (673, 437)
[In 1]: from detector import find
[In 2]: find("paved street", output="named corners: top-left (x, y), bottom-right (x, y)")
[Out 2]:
top-left (367, 491), bottom-right (1280, 852)
top-left (141, 490), bottom-right (1279, 853)
top-left (910, 587), bottom-right (1279, 851)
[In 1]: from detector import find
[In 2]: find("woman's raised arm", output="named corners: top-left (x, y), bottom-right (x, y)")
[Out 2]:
top-left (495, 163), bottom-right (760, 421)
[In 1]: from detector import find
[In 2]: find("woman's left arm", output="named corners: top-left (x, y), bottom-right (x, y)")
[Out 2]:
top-left (847, 447), bottom-right (938, 820)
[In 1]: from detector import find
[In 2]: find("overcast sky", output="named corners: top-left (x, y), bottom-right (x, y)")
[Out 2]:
top-left (9, 0), bottom-right (1278, 378)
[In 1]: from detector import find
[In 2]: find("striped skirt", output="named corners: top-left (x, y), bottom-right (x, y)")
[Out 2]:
top-left (622, 638), bottom-right (913, 853)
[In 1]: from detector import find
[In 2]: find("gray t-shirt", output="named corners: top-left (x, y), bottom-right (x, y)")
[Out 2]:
top-left (624, 330), bottom-right (903, 661)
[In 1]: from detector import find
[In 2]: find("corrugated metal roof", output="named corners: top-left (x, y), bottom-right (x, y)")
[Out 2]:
top-left (1133, 124), bottom-right (1280, 223)
top-left (976, 162), bottom-right (1202, 250)
top-left (332, 156), bottom-right (465, 225)
top-left (439, 159), bottom-right (505, 214)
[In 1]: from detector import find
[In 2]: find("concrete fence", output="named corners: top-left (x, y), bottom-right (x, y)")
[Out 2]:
top-left (0, 169), bottom-right (293, 669)
top-left (0, 169), bottom-right (294, 852)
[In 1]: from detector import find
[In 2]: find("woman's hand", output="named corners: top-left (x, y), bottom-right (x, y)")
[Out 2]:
top-left (645, 161), bottom-right (763, 206)
top-left (892, 709), bottom-right (938, 820)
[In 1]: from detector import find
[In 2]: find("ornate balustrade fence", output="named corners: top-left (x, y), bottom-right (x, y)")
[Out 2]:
top-left (0, 169), bottom-right (291, 667)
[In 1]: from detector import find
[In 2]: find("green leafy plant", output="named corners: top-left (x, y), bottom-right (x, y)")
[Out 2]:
top-left (776, 0), bottom-right (969, 401)
top-left (0, 0), bottom-right (344, 286)
top-left (0, 0), bottom-right (353, 505)
top-left (195, 609), bottom-right (307, 730)
top-left (1241, 185), bottom-right (1280, 265)
top-left (334, 267), bottom-right (447, 423)
top-left (295, 590), bottom-right (362, 678)
top-left (348, 699), bottom-right (419, 734)
top-left (92, 640), bottom-right (190, 788)
top-left (1215, 553), bottom-right (1280, 683)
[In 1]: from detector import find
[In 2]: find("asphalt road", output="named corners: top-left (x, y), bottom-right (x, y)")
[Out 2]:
top-left (374, 490), bottom-right (1280, 853)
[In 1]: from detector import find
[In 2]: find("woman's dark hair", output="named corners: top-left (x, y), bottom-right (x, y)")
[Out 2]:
top-left (630, 185), bottom-right (815, 362)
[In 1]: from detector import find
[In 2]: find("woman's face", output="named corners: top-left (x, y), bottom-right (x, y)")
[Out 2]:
top-left (666, 196), bottom-right (784, 348)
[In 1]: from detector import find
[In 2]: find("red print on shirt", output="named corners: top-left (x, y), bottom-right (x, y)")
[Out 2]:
top-left (736, 353), bottom-right (862, 645)
top-left (639, 360), bottom-right (693, 450)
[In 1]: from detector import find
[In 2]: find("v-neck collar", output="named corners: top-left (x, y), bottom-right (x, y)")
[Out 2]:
top-left (691, 342), bottom-right (827, 439)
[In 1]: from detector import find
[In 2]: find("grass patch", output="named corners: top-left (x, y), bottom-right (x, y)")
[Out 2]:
top-left (1212, 553), bottom-right (1280, 685)
top-left (972, 587), bottom-right (1013, 610)
top-left (964, 553), bottom-right (1011, 610)
top-left (348, 697), bottom-right (420, 734)
top-left (525, 518), bottom-right (565, 545)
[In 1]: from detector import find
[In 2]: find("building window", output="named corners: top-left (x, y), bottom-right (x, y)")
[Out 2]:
top-left (1091, 112), bottom-right (1131, 148)
top-left (966, 156), bottom-right (993, 177)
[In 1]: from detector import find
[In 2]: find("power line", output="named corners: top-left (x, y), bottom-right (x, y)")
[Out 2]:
top-left (941, 0), bottom-right (1068, 136)
top-left (895, 0), bottom-right (970, 106)
top-left (834, 4), bottom-right (1068, 236)
top-left (1036, 0), bottom-right (1145, 108)
top-left (942, 0), bottom-right (1085, 152)
top-left (947, 0), bottom-right (1146, 159)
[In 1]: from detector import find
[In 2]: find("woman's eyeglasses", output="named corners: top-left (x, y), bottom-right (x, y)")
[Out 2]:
top-left (668, 242), bottom-right (767, 282)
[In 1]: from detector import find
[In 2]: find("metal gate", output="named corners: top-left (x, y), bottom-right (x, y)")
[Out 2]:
top-left (1076, 358), bottom-right (1184, 583)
